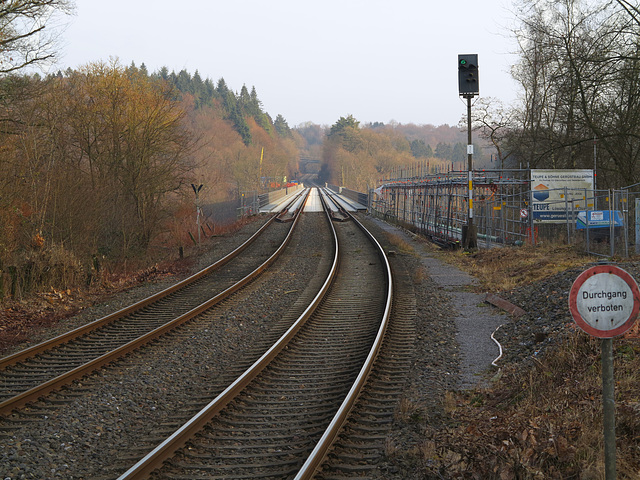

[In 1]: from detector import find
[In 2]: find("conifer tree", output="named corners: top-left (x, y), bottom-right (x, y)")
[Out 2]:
top-left (274, 114), bottom-right (292, 137)
top-left (410, 139), bottom-right (433, 158)
top-left (435, 142), bottom-right (452, 160)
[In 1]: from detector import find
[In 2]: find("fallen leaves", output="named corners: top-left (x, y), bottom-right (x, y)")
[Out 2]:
top-left (0, 261), bottom-right (185, 354)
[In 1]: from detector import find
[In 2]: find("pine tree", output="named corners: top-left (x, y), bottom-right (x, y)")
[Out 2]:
top-left (410, 139), bottom-right (433, 158)
top-left (158, 66), bottom-right (169, 80)
top-left (452, 143), bottom-right (466, 163)
top-left (328, 115), bottom-right (361, 152)
top-left (435, 142), bottom-right (452, 160)
top-left (216, 77), bottom-right (229, 96)
top-left (274, 114), bottom-right (292, 137)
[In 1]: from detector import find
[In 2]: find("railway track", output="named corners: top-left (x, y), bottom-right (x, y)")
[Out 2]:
top-left (117, 192), bottom-right (393, 479)
top-left (0, 189), bottom-right (310, 415)
top-left (1, 188), bottom-right (405, 479)
top-left (314, 240), bottom-right (418, 479)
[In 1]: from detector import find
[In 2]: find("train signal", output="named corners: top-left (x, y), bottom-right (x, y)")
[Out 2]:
top-left (458, 54), bottom-right (479, 96)
top-left (459, 54), bottom-right (479, 249)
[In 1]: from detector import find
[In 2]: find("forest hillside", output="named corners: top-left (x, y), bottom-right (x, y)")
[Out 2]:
top-left (0, 60), bottom-right (300, 300)
top-left (296, 116), bottom-right (495, 193)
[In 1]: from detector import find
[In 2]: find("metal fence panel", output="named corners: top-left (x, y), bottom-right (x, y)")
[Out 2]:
top-left (368, 170), bottom-right (639, 257)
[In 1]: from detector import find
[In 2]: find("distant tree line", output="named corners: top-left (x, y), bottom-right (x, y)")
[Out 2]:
top-left (126, 64), bottom-right (292, 147)
top-left (366, 121), bottom-right (487, 165)
top-left (314, 116), bottom-right (484, 191)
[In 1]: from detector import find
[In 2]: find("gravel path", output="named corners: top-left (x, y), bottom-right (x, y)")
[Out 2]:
top-left (361, 216), bottom-right (507, 389)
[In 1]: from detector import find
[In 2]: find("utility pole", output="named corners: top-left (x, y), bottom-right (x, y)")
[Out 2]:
top-left (458, 54), bottom-right (479, 249)
top-left (191, 183), bottom-right (203, 246)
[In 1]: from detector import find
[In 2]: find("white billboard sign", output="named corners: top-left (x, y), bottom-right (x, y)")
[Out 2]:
top-left (531, 169), bottom-right (594, 223)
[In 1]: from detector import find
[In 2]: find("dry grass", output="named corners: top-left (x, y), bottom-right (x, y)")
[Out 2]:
top-left (395, 396), bottom-right (416, 422)
top-left (382, 232), bottom-right (416, 256)
top-left (437, 243), bottom-right (597, 292)
top-left (380, 236), bottom-right (640, 478)
top-left (384, 437), bottom-right (399, 458)
top-left (380, 230), bottom-right (596, 292)
top-left (425, 332), bottom-right (640, 478)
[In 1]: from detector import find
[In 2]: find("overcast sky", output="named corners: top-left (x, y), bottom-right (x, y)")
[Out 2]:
top-left (56, 0), bottom-right (520, 128)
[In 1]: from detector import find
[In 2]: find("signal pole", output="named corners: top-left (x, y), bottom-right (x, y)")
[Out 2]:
top-left (191, 183), bottom-right (203, 246)
top-left (458, 54), bottom-right (479, 250)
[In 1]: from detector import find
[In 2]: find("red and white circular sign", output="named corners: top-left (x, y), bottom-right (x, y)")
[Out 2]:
top-left (569, 265), bottom-right (640, 338)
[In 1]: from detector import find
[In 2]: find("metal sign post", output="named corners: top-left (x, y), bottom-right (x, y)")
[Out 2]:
top-left (601, 337), bottom-right (616, 480)
top-left (636, 198), bottom-right (640, 255)
top-left (464, 95), bottom-right (477, 249)
top-left (569, 264), bottom-right (640, 479)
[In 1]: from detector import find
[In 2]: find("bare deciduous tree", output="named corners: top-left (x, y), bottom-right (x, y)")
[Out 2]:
top-left (0, 0), bottom-right (73, 75)
top-left (504, 0), bottom-right (640, 186)
top-left (467, 97), bottom-right (516, 169)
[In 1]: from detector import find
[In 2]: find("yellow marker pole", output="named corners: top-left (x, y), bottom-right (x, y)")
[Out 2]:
top-left (468, 173), bottom-right (473, 219)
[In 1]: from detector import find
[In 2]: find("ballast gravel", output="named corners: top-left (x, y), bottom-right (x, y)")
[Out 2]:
top-left (0, 213), bottom-right (330, 479)
top-left (0, 211), bottom-right (606, 479)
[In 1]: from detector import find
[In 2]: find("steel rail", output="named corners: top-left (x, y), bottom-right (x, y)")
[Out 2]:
top-left (275, 188), bottom-right (308, 222)
top-left (117, 188), bottom-right (340, 480)
top-left (319, 187), bottom-right (350, 221)
top-left (0, 189), bottom-right (306, 370)
top-left (0, 189), bottom-right (310, 416)
top-left (294, 191), bottom-right (394, 479)
top-left (118, 188), bottom-right (393, 480)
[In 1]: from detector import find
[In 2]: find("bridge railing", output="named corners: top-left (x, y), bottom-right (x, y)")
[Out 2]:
top-left (326, 184), bottom-right (369, 209)
top-left (237, 184), bottom-right (305, 217)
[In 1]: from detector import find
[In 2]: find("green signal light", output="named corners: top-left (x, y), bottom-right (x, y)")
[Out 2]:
top-left (460, 59), bottom-right (467, 65)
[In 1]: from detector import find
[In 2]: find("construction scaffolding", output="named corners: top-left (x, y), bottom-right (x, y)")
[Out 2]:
top-left (370, 167), bottom-right (640, 257)
top-left (371, 169), bottom-right (534, 247)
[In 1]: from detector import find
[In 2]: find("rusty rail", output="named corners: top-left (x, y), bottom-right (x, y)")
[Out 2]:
top-left (0, 190), bottom-right (310, 416)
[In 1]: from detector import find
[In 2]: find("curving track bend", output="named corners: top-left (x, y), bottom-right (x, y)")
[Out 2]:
top-left (0, 189), bottom-right (310, 415)
top-left (1, 187), bottom-right (399, 479)
top-left (119, 191), bottom-right (393, 479)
